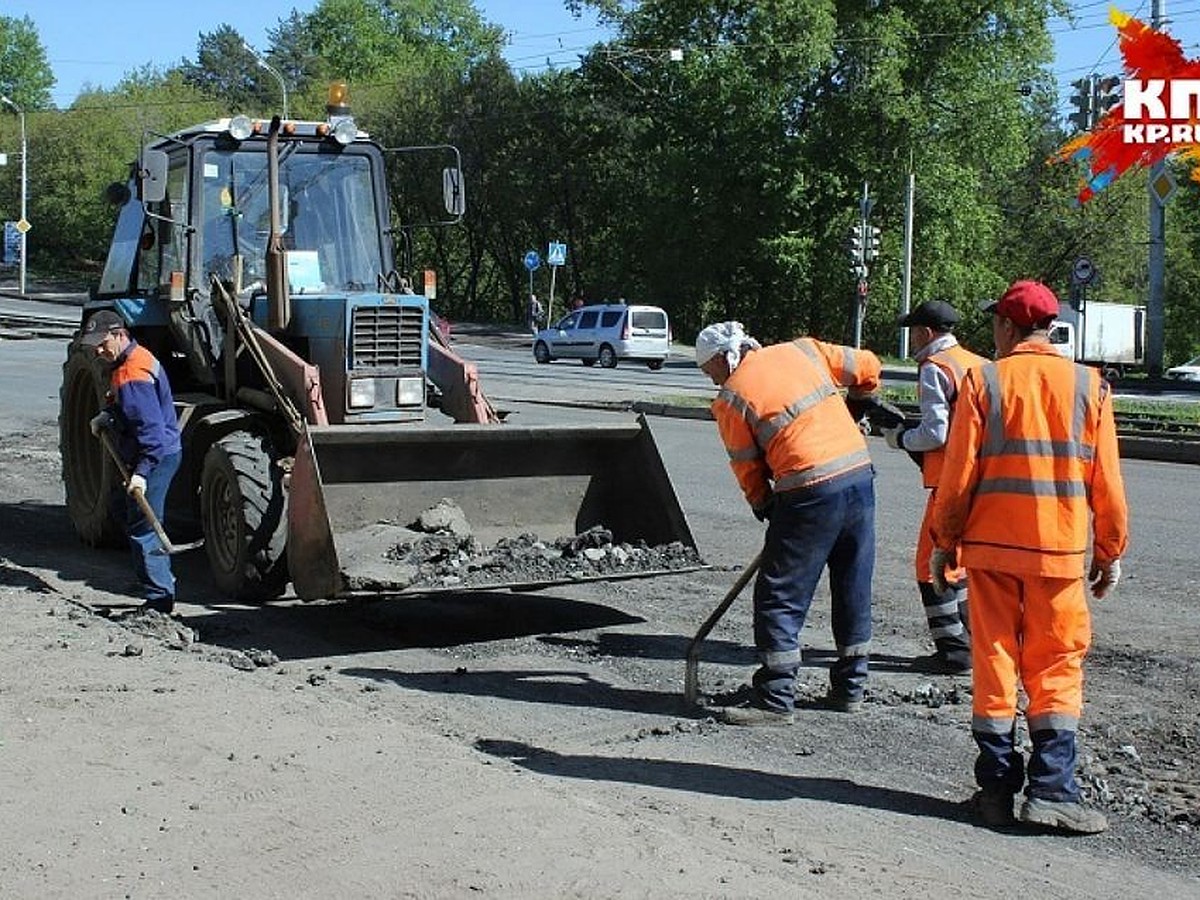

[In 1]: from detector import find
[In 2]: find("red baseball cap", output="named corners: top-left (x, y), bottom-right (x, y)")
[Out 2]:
top-left (979, 280), bottom-right (1060, 329)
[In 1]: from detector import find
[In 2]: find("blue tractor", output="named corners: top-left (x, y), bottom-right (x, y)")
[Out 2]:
top-left (59, 90), bottom-right (695, 601)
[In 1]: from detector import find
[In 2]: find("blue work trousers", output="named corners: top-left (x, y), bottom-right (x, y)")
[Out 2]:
top-left (752, 472), bottom-right (875, 711)
top-left (126, 451), bottom-right (181, 604)
top-left (975, 727), bottom-right (1080, 802)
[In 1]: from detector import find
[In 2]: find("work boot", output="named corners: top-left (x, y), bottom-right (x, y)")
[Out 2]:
top-left (811, 691), bottom-right (864, 714)
top-left (141, 598), bottom-right (175, 615)
top-left (717, 704), bottom-right (795, 727)
top-left (915, 647), bottom-right (972, 675)
top-left (971, 789), bottom-right (1017, 828)
top-left (1018, 797), bottom-right (1108, 834)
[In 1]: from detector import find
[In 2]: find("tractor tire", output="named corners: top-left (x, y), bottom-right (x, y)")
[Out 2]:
top-left (200, 431), bottom-right (289, 600)
top-left (60, 346), bottom-right (125, 547)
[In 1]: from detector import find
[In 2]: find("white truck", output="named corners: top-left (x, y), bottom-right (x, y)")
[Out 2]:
top-left (1049, 300), bottom-right (1145, 379)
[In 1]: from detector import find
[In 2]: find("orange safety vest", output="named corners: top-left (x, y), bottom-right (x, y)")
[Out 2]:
top-left (931, 342), bottom-right (1128, 578)
top-left (712, 338), bottom-right (881, 510)
top-left (919, 342), bottom-right (986, 489)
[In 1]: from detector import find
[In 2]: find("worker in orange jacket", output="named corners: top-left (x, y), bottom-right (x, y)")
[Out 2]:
top-left (696, 321), bottom-right (882, 726)
top-left (931, 281), bottom-right (1128, 834)
top-left (882, 300), bottom-right (985, 674)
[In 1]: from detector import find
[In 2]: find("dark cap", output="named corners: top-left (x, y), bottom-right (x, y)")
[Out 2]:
top-left (897, 299), bottom-right (960, 329)
top-left (78, 310), bottom-right (126, 346)
top-left (979, 280), bottom-right (1059, 329)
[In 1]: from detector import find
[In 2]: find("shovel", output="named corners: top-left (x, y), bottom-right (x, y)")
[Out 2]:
top-left (683, 550), bottom-right (762, 707)
top-left (97, 430), bottom-right (204, 556)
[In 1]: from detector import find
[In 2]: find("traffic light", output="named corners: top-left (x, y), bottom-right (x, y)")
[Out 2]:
top-left (847, 226), bottom-right (864, 265)
top-left (1092, 75), bottom-right (1122, 121)
top-left (1068, 77), bottom-right (1094, 132)
top-left (865, 225), bottom-right (881, 261)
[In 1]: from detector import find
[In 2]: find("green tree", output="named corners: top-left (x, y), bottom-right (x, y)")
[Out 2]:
top-left (181, 24), bottom-right (281, 115)
top-left (0, 15), bottom-right (54, 109)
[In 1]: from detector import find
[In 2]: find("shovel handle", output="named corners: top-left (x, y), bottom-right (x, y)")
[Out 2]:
top-left (684, 550), bottom-right (763, 706)
top-left (97, 430), bottom-right (177, 554)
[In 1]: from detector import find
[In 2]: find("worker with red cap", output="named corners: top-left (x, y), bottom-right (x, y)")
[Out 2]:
top-left (931, 280), bottom-right (1128, 833)
top-left (883, 299), bottom-right (985, 674)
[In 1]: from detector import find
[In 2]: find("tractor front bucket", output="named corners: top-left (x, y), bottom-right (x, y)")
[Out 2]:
top-left (285, 415), bottom-right (698, 600)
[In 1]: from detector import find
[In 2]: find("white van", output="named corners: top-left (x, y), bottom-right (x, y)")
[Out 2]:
top-left (532, 303), bottom-right (671, 369)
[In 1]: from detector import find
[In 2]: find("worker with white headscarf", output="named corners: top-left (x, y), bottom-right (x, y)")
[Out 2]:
top-left (696, 321), bottom-right (883, 726)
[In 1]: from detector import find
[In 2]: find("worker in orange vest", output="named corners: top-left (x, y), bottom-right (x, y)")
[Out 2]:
top-left (696, 321), bottom-right (883, 726)
top-left (882, 299), bottom-right (985, 674)
top-left (931, 281), bottom-right (1128, 833)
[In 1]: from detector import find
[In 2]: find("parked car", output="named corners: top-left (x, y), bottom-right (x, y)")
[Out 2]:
top-left (532, 303), bottom-right (671, 369)
top-left (1165, 354), bottom-right (1200, 382)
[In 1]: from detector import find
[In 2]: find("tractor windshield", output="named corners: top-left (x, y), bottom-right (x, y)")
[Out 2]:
top-left (199, 147), bottom-right (386, 295)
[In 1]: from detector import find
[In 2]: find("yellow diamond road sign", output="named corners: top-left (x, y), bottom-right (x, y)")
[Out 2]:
top-left (15, 218), bottom-right (30, 234)
top-left (1150, 170), bottom-right (1176, 206)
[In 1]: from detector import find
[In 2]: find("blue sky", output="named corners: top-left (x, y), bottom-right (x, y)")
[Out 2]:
top-left (5, 0), bottom-right (1200, 111)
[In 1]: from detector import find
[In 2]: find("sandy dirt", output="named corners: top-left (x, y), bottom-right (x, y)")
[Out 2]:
top-left (1, 401), bottom-right (1198, 898)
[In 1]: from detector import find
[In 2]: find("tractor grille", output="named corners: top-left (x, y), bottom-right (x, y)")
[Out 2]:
top-left (350, 305), bottom-right (424, 369)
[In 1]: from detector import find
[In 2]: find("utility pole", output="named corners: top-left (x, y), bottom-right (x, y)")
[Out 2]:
top-left (852, 182), bottom-right (875, 349)
top-left (1146, 0), bottom-right (1167, 377)
top-left (899, 168), bottom-right (915, 360)
top-left (0, 94), bottom-right (27, 297)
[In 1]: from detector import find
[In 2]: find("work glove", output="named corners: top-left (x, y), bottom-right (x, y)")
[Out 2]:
top-left (1088, 558), bottom-right (1122, 599)
top-left (930, 546), bottom-right (958, 594)
top-left (127, 474), bottom-right (147, 497)
top-left (881, 424), bottom-right (906, 450)
top-left (752, 495), bottom-right (777, 523)
top-left (89, 410), bottom-right (113, 437)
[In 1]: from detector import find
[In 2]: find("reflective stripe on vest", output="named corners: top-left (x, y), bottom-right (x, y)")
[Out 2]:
top-left (920, 344), bottom-right (982, 488)
top-left (978, 362), bottom-right (1097, 466)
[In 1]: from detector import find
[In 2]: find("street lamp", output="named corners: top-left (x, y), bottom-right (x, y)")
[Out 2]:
top-left (0, 94), bottom-right (27, 296)
top-left (243, 43), bottom-right (289, 120)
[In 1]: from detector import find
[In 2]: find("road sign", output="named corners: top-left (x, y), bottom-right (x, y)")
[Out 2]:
top-left (547, 241), bottom-right (567, 267)
top-left (523, 250), bottom-right (540, 272)
top-left (15, 218), bottom-right (30, 234)
top-left (1071, 256), bottom-right (1095, 286)
top-left (1150, 169), bottom-right (1177, 207)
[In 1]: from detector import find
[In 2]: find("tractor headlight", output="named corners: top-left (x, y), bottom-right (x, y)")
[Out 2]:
top-left (348, 377), bottom-right (376, 409)
top-left (332, 118), bottom-right (357, 145)
top-left (396, 377), bottom-right (424, 407)
top-left (228, 115), bottom-right (254, 141)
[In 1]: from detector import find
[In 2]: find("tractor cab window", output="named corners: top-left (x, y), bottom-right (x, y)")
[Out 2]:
top-left (199, 147), bottom-right (385, 296)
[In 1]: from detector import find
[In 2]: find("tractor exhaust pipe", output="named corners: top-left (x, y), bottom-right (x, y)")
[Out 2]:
top-left (265, 116), bottom-right (291, 331)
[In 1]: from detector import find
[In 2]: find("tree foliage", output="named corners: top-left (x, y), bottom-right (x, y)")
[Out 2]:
top-left (5, 0), bottom-right (1200, 365)
top-left (0, 15), bottom-right (54, 110)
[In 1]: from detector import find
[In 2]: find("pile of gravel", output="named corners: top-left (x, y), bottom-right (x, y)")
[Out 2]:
top-left (341, 499), bottom-right (703, 592)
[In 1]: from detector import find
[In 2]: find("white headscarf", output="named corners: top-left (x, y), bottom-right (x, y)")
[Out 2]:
top-left (695, 321), bottom-right (761, 373)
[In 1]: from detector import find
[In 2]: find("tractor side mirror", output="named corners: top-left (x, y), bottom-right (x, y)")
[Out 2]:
top-left (442, 166), bottom-right (465, 217)
top-left (139, 149), bottom-right (169, 203)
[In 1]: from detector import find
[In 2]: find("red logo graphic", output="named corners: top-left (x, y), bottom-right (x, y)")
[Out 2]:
top-left (1053, 9), bottom-right (1200, 203)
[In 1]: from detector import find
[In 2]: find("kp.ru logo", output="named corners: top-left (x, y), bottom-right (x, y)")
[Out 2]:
top-left (1054, 8), bottom-right (1200, 203)
top-left (1122, 80), bottom-right (1200, 144)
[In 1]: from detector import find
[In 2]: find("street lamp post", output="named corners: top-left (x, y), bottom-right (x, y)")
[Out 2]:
top-left (0, 94), bottom-right (27, 296)
top-left (243, 44), bottom-right (289, 120)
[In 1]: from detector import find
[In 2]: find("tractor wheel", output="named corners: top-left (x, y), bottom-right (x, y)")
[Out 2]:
top-left (200, 431), bottom-right (289, 600)
top-left (60, 346), bottom-right (125, 547)
top-left (598, 344), bottom-right (618, 368)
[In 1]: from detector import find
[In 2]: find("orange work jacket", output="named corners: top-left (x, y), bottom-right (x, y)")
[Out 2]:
top-left (919, 342), bottom-right (986, 489)
top-left (712, 338), bottom-right (881, 512)
top-left (931, 341), bottom-right (1128, 578)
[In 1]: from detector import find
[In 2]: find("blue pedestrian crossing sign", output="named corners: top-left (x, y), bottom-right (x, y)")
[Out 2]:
top-left (523, 250), bottom-right (541, 272)
top-left (547, 241), bottom-right (567, 267)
